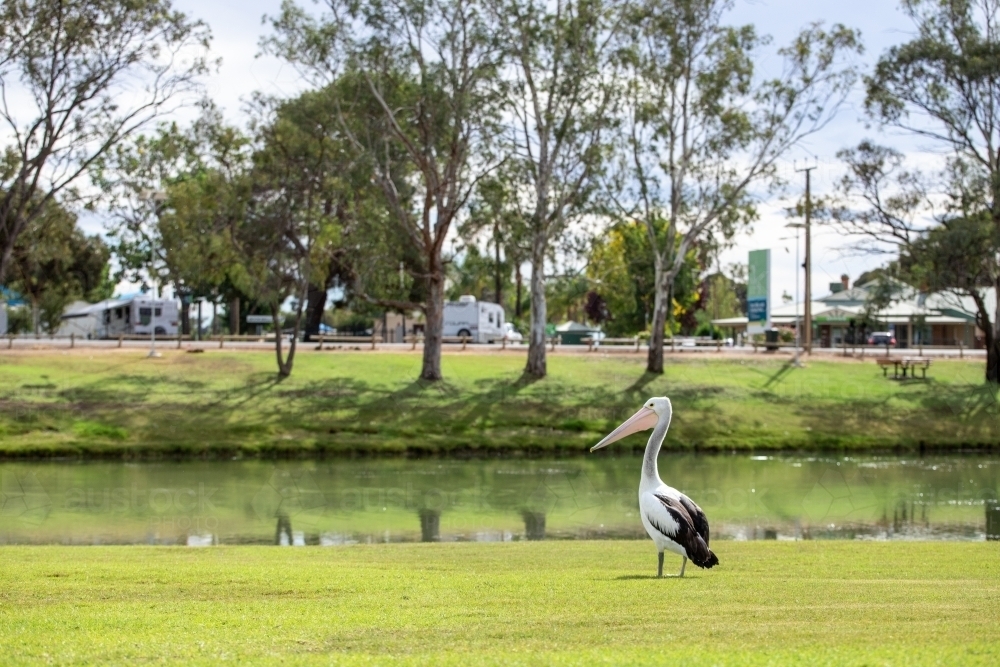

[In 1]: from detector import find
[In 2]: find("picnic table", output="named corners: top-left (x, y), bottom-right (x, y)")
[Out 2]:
top-left (876, 357), bottom-right (932, 380)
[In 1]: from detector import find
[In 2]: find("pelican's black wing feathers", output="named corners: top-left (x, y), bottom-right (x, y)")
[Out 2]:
top-left (678, 494), bottom-right (710, 546)
top-left (653, 494), bottom-right (719, 569)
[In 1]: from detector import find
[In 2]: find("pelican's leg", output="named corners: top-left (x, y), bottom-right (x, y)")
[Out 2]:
top-left (679, 556), bottom-right (687, 578)
top-left (657, 552), bottom-right (664, 578)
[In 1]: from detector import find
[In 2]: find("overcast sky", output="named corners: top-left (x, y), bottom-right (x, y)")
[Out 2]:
top-left (94, 0), bottom-right (933, 305)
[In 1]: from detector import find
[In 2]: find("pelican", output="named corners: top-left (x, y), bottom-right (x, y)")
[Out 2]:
top-left (592, 397), bottom-right (718, 578)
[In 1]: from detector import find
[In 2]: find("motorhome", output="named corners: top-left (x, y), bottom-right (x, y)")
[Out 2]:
top-left (442, 296), bottom-right (506, 344)
top-left (61, 296), bottom-right (180, 338)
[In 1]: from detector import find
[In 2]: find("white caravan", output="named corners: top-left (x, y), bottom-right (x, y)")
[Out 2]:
top-left (71, 297), bottom-right (181, 338)
top-left (442, 295), bottom-right (506, 344)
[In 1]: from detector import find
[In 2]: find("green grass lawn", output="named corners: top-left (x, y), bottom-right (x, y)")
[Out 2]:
top-left (0, 541), bottom-right (997, 665)
top-left (0, 349), bottom-right (998, 457)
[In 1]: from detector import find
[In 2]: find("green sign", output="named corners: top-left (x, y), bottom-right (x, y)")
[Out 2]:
top-left (747, 249), bottom-right (770, 334)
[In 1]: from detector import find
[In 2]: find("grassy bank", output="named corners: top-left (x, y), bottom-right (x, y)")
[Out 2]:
top-left (0, 349), bottom-right (997, 458)
top-left (0, 541), bottom-right (997, 665)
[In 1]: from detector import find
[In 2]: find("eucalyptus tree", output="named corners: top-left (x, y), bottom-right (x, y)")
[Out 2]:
top-left (0, 0), bottom-right (211, 285)
top-left (845, 0), bottom-right (1000, 382)
top-left (835, 142), bottom-right (1000, 382)
top-left (237, 90), bottom-right (368, 378)
top-left (265, 0), bottom-right (505, 381)
top-left (491, 0), bottom-right (623, 378)
top-left (94, 108), bottom-right (251, 335)
top-left (458, 174), bottom-right (533, 316)
top-left (611, 0), bottom-right (861, 374)
top-left (7, 199), bottom-right (112, 333)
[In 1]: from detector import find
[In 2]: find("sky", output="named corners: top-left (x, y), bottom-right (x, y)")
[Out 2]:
top-left (84, 0), bottom-right (933, 306)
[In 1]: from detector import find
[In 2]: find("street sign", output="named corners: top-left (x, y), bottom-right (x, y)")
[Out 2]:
top-left (246, 315), bottom-right (272, 324)
top-left (747, 249), bottom-right (770, 334)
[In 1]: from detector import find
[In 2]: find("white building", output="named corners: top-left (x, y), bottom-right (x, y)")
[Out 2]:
top-left (713, 278), bottom-right (986, 349)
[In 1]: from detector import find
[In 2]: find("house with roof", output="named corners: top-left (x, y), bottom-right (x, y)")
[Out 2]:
top-left (712, 275), bottom-right (983, 349)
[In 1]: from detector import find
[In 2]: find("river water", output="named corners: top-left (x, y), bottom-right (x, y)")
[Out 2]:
top-left (1, 453), bottom-right (998, 545)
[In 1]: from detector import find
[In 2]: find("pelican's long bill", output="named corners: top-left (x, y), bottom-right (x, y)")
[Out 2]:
top-left (590, 406), bottom-right (658, 451)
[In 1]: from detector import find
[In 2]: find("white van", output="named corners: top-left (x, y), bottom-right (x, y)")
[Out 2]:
top-left (443, 295), bottom-right (505, 344)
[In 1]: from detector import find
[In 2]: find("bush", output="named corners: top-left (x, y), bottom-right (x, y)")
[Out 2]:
top-left (695, 323), bottom-right (722, 340)
top-left (5, 306), bottom-right (32, 334)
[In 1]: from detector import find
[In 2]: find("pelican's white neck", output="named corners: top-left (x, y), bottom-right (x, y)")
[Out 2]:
top-left (641, 410), bottom-right (671, 487)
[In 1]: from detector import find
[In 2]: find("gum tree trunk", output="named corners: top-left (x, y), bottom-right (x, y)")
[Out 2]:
top-left (525, 235), bottom-right (547, 378)
top-left (987, 295), bottom-right (1000, 383)
top-left (515, 262), bottom-right (523, 318)
top-left (493, 222), bottom-right (503, 307)
top-left (230, 297), bottom-right (240, 335)
top-left (304, 283), bottom-right (327, 342)
top-left (421, 270), bottom-right (444, 381)
top-left (272, 287), bottom-right (306, 378)
top-left (987, 336), bottom-right (999, 383)
top-left (971, 284), bottom-right (1000, 383)
top-left (647, 267), bottom-right (668, 374)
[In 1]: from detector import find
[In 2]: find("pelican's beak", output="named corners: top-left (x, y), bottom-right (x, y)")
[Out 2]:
top-left (591, 406), bottom-right (658, 451)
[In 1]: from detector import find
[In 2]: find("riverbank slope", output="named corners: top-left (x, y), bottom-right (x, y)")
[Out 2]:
top-left (0, 349), bottom-right (995, 458)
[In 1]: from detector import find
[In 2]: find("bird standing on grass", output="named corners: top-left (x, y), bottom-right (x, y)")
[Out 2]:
top-left (591, 397), bottom-right (718, 578)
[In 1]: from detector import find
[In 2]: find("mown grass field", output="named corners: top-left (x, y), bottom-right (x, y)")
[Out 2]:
top-left (0, 349), bottom-right (997, 457)
top-left (0, 541), bottom-right (997, 665)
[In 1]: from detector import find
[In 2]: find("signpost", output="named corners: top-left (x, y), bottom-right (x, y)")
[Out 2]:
top-left (747, 249), bottom-right (770, 335)
top-left (246, 314), bottom-right (271, 336)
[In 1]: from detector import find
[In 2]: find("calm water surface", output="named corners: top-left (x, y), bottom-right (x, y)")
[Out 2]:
top-left (1, 453), bottom-right (998, 545)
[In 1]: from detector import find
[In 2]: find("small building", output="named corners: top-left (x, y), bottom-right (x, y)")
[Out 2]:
top-left (61, 296), bottom-right (180, 339)
top-left (374, 311), bottom-right (425, 343)
top-left (555, 321), bottom-right (597, 345)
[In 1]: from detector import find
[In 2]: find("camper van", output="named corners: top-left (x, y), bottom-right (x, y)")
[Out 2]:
top-left (68, 296), bottom-right (181, 338)
top-left (443, 296), bottom-right (505, 344)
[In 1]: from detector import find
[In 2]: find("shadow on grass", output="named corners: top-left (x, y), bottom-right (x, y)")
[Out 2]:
top-left (793, 380), bottom-right (1000, 444)
top-left (55, 373), bottom-right (210, 405)
top-left (762, 362), bottom-right (796, 389)
top-left (32, 357), bottom-right (997, 452)
top-left (626, 372), bottom-right (659, 396)
top-left (159, 364), bottom-right (746, 447)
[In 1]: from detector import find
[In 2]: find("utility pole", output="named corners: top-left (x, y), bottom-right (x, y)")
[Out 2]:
top-left (785, 222), bottom-right (805, 366)
top-left (795, 164), bottom-right (816, 354)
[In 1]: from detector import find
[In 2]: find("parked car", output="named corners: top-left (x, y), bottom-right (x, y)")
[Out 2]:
top-left (867, 331), bottom-right (896, 346)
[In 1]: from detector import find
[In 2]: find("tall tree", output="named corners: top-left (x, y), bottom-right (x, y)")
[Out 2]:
top-left (265, 0), bottom-right (505, 381)
top-left (611, 0), bottom-right (860, 373)
top-left (586, 220), bottom-right (703, 335)
top-left (857, 0), bottom-right (1000, 381)
top-left (8, 200), bottom-right (112, 333)
top-left (236, 91), bottom-right (361, 377)
top-left (94, 108), bottom-right (251, 335)
top-left (834, 142), bottom-right (1000, 380)
top-left (492, 0), bottom-right (622, 378)
top-left (0, 0), bottom-right (211, 285)
top-left (458, 174), bottom-right (532, 314)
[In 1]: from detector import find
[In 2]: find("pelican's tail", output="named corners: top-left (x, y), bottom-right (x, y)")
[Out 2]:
top-left (695, 549), bottom-right (719, 569)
